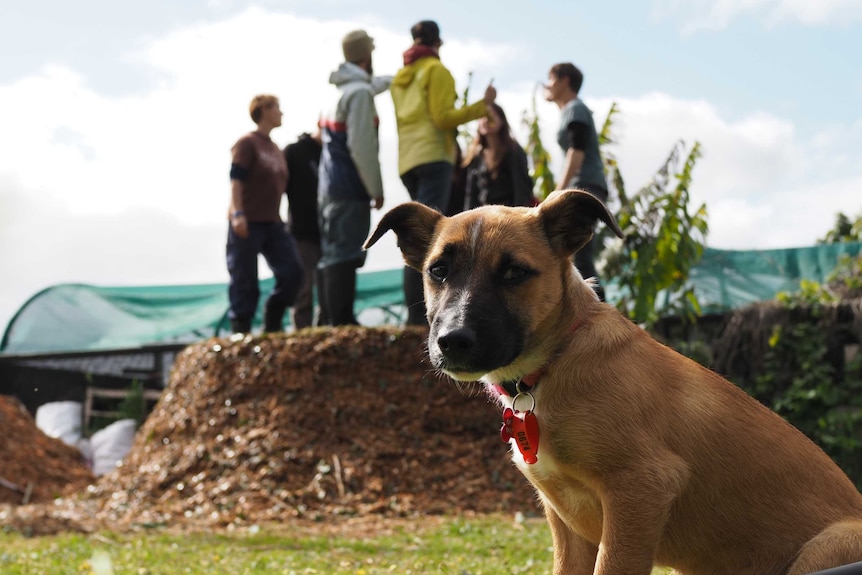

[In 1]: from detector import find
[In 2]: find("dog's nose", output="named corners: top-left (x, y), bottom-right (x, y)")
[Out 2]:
top-left (436, 326), bottom-right (476, 355)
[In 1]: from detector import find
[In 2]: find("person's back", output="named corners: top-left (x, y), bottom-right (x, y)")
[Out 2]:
top-left (389, 20), bottom-right (495, 325)
top-left (391, 55), bottom-right (463, 176)
top-left (284, 131), bottom-right (323, 329)
top-left (316, 29), bottom-right (389, 327)
top-left (284, 132), bottom-right (322, 244)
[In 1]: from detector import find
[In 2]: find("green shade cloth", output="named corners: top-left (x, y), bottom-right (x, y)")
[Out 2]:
top-left (4, 242), bottom-right (861, 354)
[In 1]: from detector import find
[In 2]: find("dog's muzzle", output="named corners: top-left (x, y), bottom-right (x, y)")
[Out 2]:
top-left (428, 304), bottom-right (523, 375)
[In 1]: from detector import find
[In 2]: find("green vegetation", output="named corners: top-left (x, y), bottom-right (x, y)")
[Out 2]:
top-left (0, 516), bottom-right (674, 575)
top-left (818, 211), bottom-right (862, 244)
top-left (597, 110), bottom-right (707, 328)
top-left (522, 88), bottom-right (557, 201)
top-left (735, 255), bottom-right (862, 489)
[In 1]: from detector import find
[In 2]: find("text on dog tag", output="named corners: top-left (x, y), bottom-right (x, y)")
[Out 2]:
top-left (500, 407), bottom-right (540, 464)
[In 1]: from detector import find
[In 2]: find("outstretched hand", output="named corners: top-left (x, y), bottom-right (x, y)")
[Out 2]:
top-left (483, 83), bottom-right (496, 106)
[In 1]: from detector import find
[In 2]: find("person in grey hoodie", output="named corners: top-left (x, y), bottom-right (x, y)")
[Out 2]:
top-left (317, 29), bottom-right (392, 326)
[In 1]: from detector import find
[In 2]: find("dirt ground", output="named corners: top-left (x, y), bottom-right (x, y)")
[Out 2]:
top-left (0, 327), bottom-right (542, 536)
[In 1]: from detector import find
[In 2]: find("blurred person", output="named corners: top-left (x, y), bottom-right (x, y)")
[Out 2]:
top-left (227, 95), bottom-right (304, 334)
top-left (544, 62), bottom-right (610, 301)
top-left (462, 102), bottom-right (534, 210)
top-left (390, 19), bottom-right (496, 325)
top-left (284, 128), bottom-right (324, 329)
top-left (317, 29), bottom-right (391, 326)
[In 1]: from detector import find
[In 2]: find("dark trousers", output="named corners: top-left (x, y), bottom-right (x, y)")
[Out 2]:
top-left (226, 222), bottom-right (304, 324)
top-left (292, 237), bottom-right (321, 330)
top-left (400, 161), bottom-right (454, 213)
top-left (399, 161), bottom-right (454, 325)
top-left (571, 184), bottom-right (610, 300)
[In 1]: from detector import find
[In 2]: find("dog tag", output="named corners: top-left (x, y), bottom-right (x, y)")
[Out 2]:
top-left (500, 408), bottom-right (540, 464)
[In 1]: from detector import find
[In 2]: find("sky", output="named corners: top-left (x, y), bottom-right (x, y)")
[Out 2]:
top-left (1, 0), bottom-right (861, 333)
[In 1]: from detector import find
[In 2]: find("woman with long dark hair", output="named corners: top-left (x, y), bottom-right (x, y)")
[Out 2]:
top-left (462, 103), bottom-right (534, 210)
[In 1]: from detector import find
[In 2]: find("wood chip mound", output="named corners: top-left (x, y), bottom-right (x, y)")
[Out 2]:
top-left (0, 396), bottom-right (94, 506)
top-left (2, 327), bottom-right (539, 534)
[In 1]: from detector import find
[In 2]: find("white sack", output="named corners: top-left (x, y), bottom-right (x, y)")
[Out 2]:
top-left (35, 401), bottom-right (83, 446)
top-left (90, 418), bottom-right (137, 476)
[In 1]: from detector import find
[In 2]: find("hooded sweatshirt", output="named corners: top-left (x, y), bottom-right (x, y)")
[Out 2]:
top-left (318, 62), bottom-right (391, 202)
top-left (390, 51), bottom-right (487, 176)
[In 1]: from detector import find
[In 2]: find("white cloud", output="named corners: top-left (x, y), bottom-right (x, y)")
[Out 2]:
top-left (652, 0), bottom-right (862, 33)
top-left (574, 93), bottom-right (861, 249)
top-left (2, 7), bottom-right (861, 333)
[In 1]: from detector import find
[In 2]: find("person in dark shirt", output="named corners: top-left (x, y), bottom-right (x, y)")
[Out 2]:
top-left (284, 129), bottom-right (324, 329)
top-left (227, 94), bottom-right (304, 333)
top-left (462, 103), bottom-right (534, 211)
top-left (545, 62), bottom-right (610, 301)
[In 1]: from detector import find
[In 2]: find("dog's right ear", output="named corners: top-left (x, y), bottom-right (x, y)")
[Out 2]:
top-left (539, 189), bottom-right (623, 256)
top-left (364, 202), bottom-right (443, 271)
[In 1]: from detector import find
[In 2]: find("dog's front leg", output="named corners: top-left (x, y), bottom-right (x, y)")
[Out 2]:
top-left (546, 505), bottom-right (598, 575)
top-left (592, 464), bottom-right (686, 575)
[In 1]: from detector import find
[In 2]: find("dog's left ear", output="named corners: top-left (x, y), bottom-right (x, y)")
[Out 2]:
top-left (364, 201), bottom-right (443, 270)
top-left (539, 189), bottom-right (624, 256)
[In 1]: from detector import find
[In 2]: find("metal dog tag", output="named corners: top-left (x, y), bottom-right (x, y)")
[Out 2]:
top-left (500, 407), bottom-right (540, 464)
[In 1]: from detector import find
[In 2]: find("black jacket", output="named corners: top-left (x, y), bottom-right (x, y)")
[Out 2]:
top-left (283, 133), bottom-right (322, 242)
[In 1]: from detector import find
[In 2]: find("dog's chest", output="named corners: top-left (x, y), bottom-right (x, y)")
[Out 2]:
top-left (497, 394), bottom-right (605, 542)
top-left (513, 446), bottom-right (604, 541)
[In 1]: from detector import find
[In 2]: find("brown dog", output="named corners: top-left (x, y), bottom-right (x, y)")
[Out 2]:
top-left (364, 189), bottom-right (862, 575)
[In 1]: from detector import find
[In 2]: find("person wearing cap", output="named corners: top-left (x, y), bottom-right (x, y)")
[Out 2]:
top-left (227, 94), bottom-right (305, 334)
top-left (390, 19), bottom-right (496, 326)
top-left (317, 29), bottom-right (392, 326)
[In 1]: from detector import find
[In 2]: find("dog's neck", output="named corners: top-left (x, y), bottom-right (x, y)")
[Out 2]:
top-left (494, 318), bottom-right (582, 398)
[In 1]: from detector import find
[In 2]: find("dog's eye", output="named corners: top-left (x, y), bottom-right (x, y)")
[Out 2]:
top-left (429, 262), bottom-right (449, 281)
top-left (502, 266), bottom-right (531, 284)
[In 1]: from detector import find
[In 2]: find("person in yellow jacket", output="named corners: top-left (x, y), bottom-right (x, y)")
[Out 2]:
top-left (390, 19), bottom-right (496, 325)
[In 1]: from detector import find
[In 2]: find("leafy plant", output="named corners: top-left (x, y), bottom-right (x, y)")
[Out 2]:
top-left (601, 139), bottom-right (708, 327)
top-left (742, 278), bottom-right (862, 489)
top-left (117, 379), bottom-right (146, 427)
top-left (521, 86), bottom-right (556, 201)
top-left (518, 98), bottom-right (707, 327)
top-left (818, 211), bottom-right (862, 244)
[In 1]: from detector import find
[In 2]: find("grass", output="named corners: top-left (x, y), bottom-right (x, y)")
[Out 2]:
top-left (0, 515), bottom-right (672, 574)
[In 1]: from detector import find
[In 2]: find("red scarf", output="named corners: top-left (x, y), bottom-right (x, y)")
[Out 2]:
top-left (402, 45), bottom-right (439, 66)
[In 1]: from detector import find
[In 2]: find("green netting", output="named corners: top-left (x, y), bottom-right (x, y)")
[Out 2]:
top-left (1, 269), bottom-right (403, 354)
top-left (3, 242), bottom-right (861, 354)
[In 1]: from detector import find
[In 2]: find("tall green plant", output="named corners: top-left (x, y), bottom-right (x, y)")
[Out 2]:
top-left (602, 140), bottom-right (708, 327)
top-left (818, 212), bottom-right (862, 244)
top-left (519, 99), bottom-right (707, 327)
top-left (598, 101), bottom-right (626, 205)
top-left (521, 87), bottom-right (556, 201)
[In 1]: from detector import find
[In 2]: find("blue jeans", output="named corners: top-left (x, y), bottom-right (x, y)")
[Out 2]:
top-left (400, 161), bottom-right (454, 212)
top-left (226, 222), bottom-right (304, 322)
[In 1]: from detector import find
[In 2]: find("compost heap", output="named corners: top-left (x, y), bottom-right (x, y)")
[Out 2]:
top-left (0, 396), bottom-right (94, 505)
top-left (1, 327), bottom-right (539, 534)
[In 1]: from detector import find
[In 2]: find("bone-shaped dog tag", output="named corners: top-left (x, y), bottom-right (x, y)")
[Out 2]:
top-left (500, 408), bottom-right (540, 464)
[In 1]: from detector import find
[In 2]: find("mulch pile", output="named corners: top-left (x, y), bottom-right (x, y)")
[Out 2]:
top-left (0, 327), bottom-right (540, 535)
top-left (0, 396), bottom-right (95, 505)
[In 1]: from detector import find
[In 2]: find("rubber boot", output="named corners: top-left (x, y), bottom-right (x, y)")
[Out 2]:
top-left (403, 266), bottom-right (427, 326)
top-left (323, 261), bottom-right (359, 326)
top-left (263, 297), bottom-right (288, 333)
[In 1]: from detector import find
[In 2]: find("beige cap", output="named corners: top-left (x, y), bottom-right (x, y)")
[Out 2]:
top-left (342, 29), bottom-right (375, 63)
